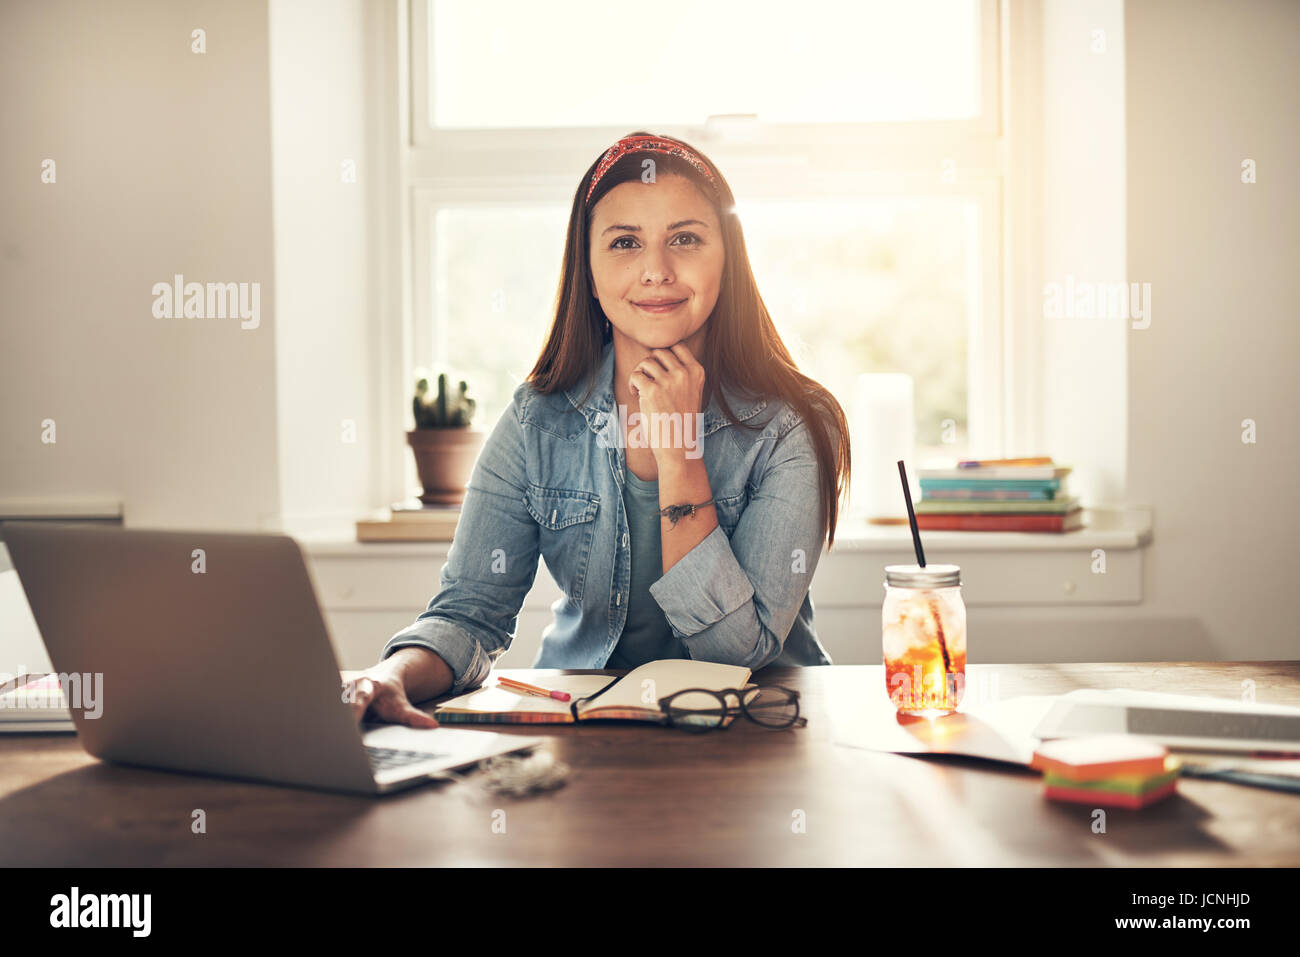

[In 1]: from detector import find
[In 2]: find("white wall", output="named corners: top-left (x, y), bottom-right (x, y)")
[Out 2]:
top-left (1124, 0), bottom-right (1300, 660)
top-left (941, 0), bottom-right (1298, 665)
top-left (4, 0), bottom-right (1296, 670)
top-left (268, 0), bottom-right (380, 531)
top-left (1039, 0), bottom-right (1128, 509)
top-left (0, 0), bottom-right (281, 530)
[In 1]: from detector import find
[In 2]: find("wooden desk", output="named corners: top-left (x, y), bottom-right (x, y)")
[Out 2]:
top-left (1, 662), bottom-right (1297, 866)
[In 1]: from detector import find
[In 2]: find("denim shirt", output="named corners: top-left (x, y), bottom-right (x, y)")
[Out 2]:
top-left (382, 339), bottom-right (835, 694)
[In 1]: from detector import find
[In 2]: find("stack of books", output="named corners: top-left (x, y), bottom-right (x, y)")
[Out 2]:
top-left (1031, 735), bottom-right (1181, 809)
top-left (915, 457), bottom-right (1084, 533)
top-left (355, 500), bottom-right (461, 542)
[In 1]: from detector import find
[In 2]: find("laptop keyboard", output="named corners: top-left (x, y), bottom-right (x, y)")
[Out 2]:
top-left (366, 745), bottom-right (445, 771)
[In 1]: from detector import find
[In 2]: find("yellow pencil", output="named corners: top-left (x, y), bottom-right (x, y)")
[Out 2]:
top-left (498, 676), bottom-right (571, 702)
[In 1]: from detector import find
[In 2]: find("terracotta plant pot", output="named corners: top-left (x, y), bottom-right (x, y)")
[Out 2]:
top-left (406, 427), bottom-right (485, 505)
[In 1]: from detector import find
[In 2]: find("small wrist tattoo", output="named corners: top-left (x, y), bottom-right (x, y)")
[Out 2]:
top-left (659, 499), bottom-right (715, 528)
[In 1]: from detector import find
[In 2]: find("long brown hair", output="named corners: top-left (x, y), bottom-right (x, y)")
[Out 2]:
top-left (527, 131), bottom-right (851, 549)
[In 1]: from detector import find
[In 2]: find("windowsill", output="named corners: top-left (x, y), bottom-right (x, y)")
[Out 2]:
top-left (289, 505), bottom-right (1152, 557)
top-left (291, 504), bottom-right (1151, 619)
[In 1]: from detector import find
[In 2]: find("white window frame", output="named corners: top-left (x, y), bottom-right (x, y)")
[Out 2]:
top-left (393, 0), bottom-right (1037, 509)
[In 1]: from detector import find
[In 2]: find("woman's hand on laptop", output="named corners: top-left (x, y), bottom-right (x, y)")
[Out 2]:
top-left (345, 659), bottom-right (443, 728)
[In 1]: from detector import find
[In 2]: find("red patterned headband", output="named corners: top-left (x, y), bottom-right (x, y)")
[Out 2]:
top-left (585, 134), bottom-right (718, 206)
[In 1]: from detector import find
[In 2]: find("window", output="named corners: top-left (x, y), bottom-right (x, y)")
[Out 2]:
top-left (425, 1), bottom-right (982, 128)
top-left (428, 204), bottom-right (570, 416)
top-left (403, 0), bottom-right (1006, 513)
top-left (737, 196), bottom-right (981, 460)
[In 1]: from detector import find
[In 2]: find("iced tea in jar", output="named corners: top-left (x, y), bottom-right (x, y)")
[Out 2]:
top-left (882, 563), bottom-right (966, 716)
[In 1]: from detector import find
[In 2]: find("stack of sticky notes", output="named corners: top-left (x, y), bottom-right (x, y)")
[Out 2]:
top-left (1031, 735), bottom-right (1180, 808)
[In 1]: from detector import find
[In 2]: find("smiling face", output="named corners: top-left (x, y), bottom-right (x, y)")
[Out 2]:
top-left (588, 172), bottom-right (725, 354)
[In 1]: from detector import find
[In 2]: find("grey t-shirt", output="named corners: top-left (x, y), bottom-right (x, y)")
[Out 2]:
top-left (605, 467), bottom-right (687, 669)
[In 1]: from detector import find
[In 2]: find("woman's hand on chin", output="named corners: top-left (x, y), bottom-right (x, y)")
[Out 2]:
top-left (628, 342), bottom-right (706, 464)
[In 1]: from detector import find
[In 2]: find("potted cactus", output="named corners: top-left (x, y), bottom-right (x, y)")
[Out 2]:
top-left (407, 373), bottom-right (483, 505)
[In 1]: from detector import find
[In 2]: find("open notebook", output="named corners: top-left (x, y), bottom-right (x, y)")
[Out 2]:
top-left (431, 659), bottom-right (753, 725)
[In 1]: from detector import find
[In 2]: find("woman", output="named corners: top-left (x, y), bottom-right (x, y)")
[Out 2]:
top-left (350, 132), bottom-right (851, 728)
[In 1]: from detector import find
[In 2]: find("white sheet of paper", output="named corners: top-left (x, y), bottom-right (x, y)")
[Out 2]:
top-left (826, 672), bottom-right (1059, 766)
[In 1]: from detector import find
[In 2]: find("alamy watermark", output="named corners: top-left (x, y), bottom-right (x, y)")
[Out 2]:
top-left (0, 670), bottom-right (103, 718)
top-left (594, 404), bottom-right (704, 458)
top-left (49, 887), bottom-right (150, 937)
top-left (1043, 275), bottom-right (1151, 329)
top-left (151, 273), bottom-right (260, 329)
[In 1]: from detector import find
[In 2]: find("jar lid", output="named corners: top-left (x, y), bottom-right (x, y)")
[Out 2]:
top-left (884, 563), bottom-right (961, 588)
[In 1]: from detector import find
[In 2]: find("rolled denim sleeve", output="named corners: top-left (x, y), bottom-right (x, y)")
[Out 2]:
top-left (647, 411), bottom-right (831, 670)
top-left (382, 384), bottom-right (541, 696)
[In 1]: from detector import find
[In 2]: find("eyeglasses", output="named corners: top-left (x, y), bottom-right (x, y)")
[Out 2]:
top-left (658, 684), bottom-right (807, 733)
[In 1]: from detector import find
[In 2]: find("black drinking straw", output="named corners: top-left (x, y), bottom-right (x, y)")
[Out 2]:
top-left (898, 459), bottom-right (952, 684)
top-left (897, 460), bottom-right (926, 567)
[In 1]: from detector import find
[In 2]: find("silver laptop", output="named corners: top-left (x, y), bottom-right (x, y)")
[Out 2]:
top-left (2, 521), bottom-right (542, 795)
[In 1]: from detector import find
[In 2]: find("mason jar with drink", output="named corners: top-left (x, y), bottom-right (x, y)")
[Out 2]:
top-left (882, 563), bottom-right (966, 716)
top-left (885, 459), bottom-right (967, 717)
